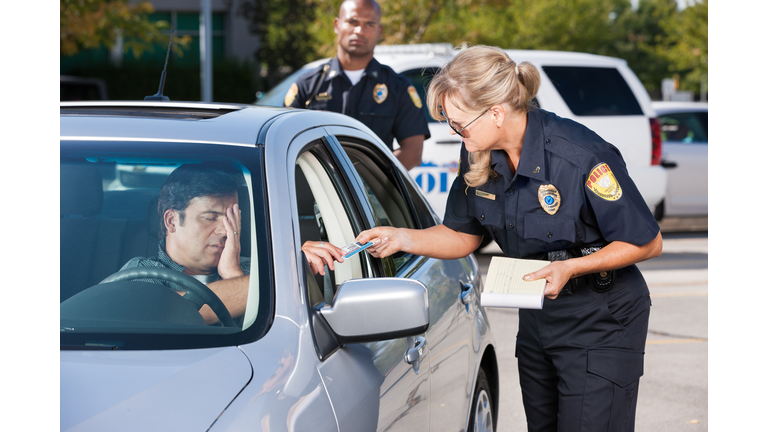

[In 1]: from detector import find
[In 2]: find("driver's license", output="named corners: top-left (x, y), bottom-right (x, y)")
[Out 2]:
top-left (341, 241), bottom-right (374, 259)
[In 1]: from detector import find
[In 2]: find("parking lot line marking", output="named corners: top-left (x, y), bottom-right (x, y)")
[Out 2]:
top-left (651, 291), bottom-right (708, 297)
top-left (646, 338), bottom-right (708, 345)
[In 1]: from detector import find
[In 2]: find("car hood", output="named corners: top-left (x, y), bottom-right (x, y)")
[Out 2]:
top-left (61, 346), bottom-right (252, 432)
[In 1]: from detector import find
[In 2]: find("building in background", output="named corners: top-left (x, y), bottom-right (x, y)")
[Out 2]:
top-left (61, 0), bottom-right (261, 102)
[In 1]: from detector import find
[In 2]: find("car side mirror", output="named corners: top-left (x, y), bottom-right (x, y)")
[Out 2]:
top-left (319, 278), bottom-right (429, 345)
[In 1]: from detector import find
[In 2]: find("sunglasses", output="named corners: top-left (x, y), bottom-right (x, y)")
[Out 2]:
top-left (439, 106), bottom-right (491, 138)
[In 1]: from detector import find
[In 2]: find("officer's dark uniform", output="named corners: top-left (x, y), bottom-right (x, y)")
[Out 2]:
top-left (284, 56), bottom-right (430, 150)
top-left (444, 108), bottom-right (659, 432)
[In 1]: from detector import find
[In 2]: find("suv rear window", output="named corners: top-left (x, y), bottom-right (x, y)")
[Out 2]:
top-left (542, 66), bottom-right (643, 116)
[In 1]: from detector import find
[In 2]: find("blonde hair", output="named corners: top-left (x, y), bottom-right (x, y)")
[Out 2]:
top-left (427, 45), bottom-right (541, 187)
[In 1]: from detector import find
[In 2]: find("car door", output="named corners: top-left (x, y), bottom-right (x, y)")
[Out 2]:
top-left (286, 129), bottom-right (432, 432)
top-left (326, 127), bottom-right (481, 431)
top-left (659, 110), bottom-right (708, 216)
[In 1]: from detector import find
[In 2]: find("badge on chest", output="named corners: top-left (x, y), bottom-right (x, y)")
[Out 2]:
top-left (373, 83), bottom-right (388, 104)
top-left (538, 184), bottom-right (561, 215)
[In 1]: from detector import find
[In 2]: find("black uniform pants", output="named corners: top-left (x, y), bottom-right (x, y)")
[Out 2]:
top-left (515, 265), bottom-right (651, 432)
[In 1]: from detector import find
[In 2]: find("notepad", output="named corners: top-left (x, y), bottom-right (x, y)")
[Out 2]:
top-left (481, 256), bottom-right (551, 309)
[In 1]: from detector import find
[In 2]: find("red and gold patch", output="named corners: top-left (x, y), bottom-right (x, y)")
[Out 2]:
top-left (586, 163), bottom-right (622, 201)
top-left (284, 83), bottom-right (298, 106)
top-left (407, 86), bottom-right (423, 108)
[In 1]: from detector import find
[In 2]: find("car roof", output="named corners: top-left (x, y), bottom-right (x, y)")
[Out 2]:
top-left (650, 101), bottom-right (708, 114)
top-left (504, 49), bottom-right (629, 67)
top-left (60, 101), bottom-right (364, 147)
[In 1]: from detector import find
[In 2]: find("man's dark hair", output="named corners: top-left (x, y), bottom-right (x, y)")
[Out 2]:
top-left (157, 162), bottom-right (242, 238)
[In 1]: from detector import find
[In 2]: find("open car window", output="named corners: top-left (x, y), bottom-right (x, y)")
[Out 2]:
top-left (60, 147), bottom-right (269, 350)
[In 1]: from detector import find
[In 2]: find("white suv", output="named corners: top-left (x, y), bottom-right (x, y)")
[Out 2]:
top-left (257, 44), bottom-right (667, 220)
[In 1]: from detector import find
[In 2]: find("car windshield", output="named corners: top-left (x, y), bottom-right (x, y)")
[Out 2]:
top-left (60, 147), bottom-right (271, 350)
top-left (658, 111), bottom-right (708, 143)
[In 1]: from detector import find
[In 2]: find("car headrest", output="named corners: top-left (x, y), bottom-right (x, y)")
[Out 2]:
top-left (147, 196), bottom-right (161, 239)
top-left (60, 163), bottom-right (103, 217)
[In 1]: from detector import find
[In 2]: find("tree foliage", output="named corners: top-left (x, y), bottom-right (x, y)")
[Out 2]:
top-left (233, 0), bottom-right (707, 97)
top-left (238, 0), bottom-right (322, 87)
top-left (60, 0), bottom-right (188, 58)
top-left (652, 0), bottom-right (707, 92)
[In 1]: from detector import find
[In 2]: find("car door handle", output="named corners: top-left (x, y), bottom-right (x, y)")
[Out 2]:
top-left (460, 282), bottom-right (474, 304)
top-left (661, 159), bottom-right (678, 169)
top-left (404, 336), bottom-right (426, 364)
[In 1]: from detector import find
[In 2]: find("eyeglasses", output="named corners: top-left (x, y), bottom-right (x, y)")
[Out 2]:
top-left (440, 106), bottom-right (491, 138)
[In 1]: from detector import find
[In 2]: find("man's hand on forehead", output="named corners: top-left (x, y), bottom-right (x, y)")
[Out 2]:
top-left (217, 203), bottom-right (244, 280)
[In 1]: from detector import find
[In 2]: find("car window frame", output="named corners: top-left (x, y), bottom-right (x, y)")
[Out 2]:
top-left (324, 128), bottom-right (439, 276)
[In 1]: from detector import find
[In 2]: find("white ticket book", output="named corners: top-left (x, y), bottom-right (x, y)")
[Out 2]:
top-left (481, 256), bottom-right (551, 309)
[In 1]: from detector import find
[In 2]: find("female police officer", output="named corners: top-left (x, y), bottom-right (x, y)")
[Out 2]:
top-left (356, 45), bottom-right (662, 432)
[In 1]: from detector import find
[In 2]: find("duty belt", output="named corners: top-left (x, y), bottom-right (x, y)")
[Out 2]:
top-left (547, 247), bottom-right (615, 295)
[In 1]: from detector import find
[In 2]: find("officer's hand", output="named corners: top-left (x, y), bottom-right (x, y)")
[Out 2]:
top-left (218, 203), bottom-right (244, 280)
top-left (523, 260), bottom-right (574, 300)
top-left (356, 228), bottom-right (397, 258)
top-left (302, 241), bottom-right (344, 276)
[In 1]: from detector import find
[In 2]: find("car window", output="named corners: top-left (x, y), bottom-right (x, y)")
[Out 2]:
top-left (60, 148), bottom-right (269, 350)
top-left (295, 145), bottom-right (368, 304)
top-left (340, 140), bottom-right (423, 272)
top-left (542, 66), bottom-right (644, 116)
top-left (658, 111), bottom-right (708, 143)
top-left (400, 67), bottom-right (440, 123)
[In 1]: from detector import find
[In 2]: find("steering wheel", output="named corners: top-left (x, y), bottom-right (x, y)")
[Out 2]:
top-left (100, 267), bottom-right (236, 327)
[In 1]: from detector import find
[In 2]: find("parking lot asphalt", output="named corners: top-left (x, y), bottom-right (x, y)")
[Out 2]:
top-left (476, 229), bottom-right (708, 432)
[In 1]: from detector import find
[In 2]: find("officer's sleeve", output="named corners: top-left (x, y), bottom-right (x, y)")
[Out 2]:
top-left (584, 147), bottom-right (659, 246)
top-left (442, 145), bottom-right (486, 236)
top-left (392, 82), bottom-right (431, 142)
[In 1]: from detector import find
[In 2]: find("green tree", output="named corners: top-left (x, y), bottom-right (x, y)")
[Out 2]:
top-left (60, 0), bottom-right (186, 58)
top-left (613, 0), bottom-right (678, 95)
top-left (238, 0), bottom-right (321, 88)
top-left (653, 0), bottom-right (707, 94)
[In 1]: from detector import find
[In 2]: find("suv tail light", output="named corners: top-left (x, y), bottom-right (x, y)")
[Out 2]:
top-left (650, 117), bottom-right (662, 165)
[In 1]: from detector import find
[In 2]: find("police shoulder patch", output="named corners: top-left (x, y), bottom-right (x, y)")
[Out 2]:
top-left (407, 86), bottom-right (423, 108)
top-left (586, 163), bottom-right (622, 201)
top-left (284, 83), bottom-right (299, 106)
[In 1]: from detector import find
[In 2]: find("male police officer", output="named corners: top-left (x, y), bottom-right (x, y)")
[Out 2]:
top-left (284, 0), bottom-right (430, 170)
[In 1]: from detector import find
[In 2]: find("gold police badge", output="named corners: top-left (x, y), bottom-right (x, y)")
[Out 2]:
top-left (586, 163), bottom-right (622, 201)
top-left (373, 83), bottom-right (388, 104)
top-left (407, 86), bottom-right (423, 108)
top-left (284, 83), bottom-right (299, 106)
top-left (538, 184), bottom-right (561, 215)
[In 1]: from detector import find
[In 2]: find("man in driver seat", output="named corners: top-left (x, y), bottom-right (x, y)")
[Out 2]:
top-left (122, 162), bottom-right (345, 325)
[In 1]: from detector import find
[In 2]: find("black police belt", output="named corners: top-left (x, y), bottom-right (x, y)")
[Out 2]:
top-left (547, 247), bottom-right (615, 295)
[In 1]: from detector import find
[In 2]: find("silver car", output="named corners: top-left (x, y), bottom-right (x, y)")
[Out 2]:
top-left (60, 101), bottom-right (498, 432)
top-left (653, 101), bottom-right (708, 218)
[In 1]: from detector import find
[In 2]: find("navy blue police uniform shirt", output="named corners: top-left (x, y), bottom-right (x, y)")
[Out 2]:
top-left (284, 56), bottom-right (430, 150)
top-left (443, 108), bottom-right (659, 260)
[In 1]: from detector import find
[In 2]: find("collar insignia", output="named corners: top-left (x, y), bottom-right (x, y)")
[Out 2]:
top-left (373, 83), bottom-right (388, 104)
top-left (328, 69), bottom-right (337, 78)
top-left (538, 184), bottom-right (561, 215)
